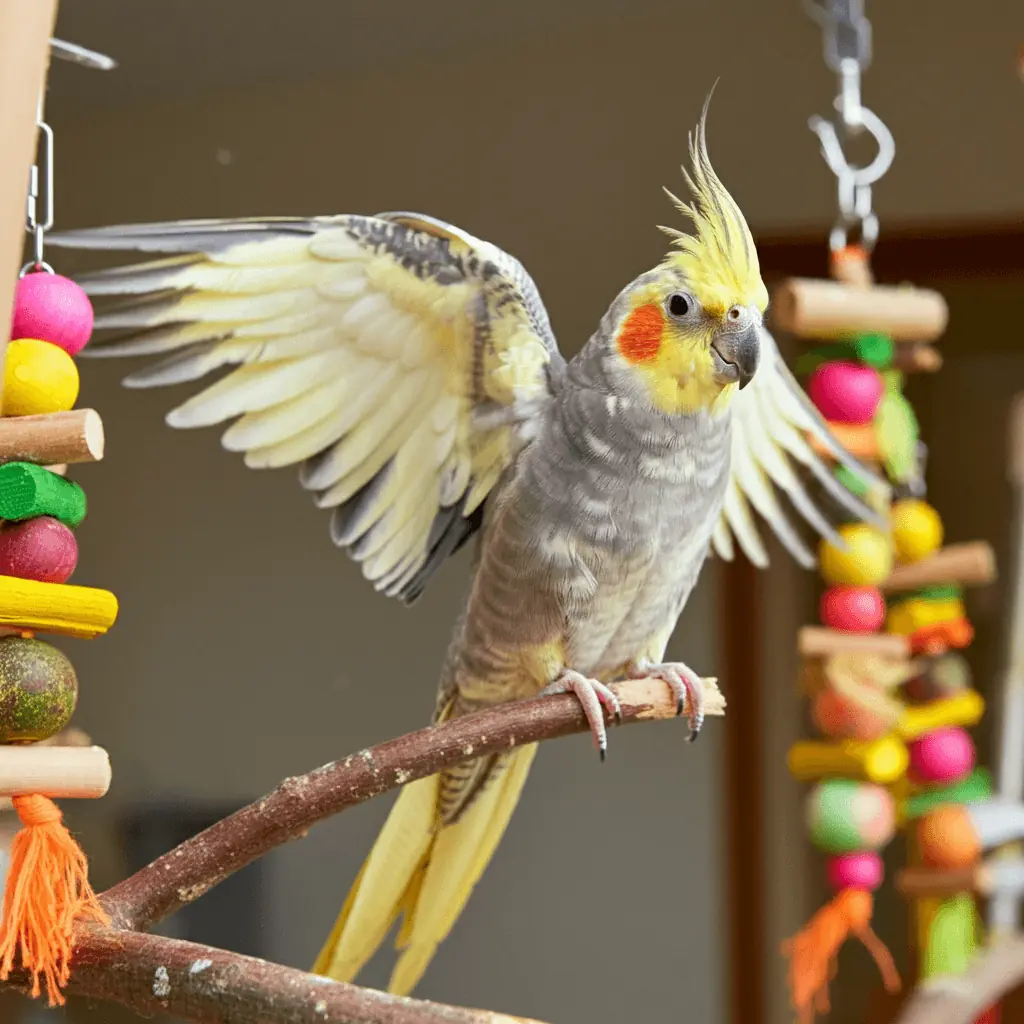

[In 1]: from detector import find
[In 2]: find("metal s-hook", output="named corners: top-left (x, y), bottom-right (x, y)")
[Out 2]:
top-left (809, 104), bottom-right (895, 251)
top-left (804, 0), bottom-right (893, 252)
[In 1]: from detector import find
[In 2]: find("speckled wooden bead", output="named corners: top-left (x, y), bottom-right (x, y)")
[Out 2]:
top-left (0, 636), bottom-right (78, 743)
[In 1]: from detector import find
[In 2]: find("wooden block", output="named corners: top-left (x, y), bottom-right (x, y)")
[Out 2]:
top-left (0, 409), bottom-right (103, 466)
top-left (787, 734), bottom-right (909, 784)
top-left (898, 689), bottom-right (986, 740)
top-left (0, 744), bottom-right (110, 798)
top-left (810, 422), bottom-right (879, 461)
top-left (772, 278), bottom-right (949, 342)
top-left (882, 542), bottom-right (997, 592)
top-left (798, 626), bottom-right (910, 658)
top-left (0, 575), bottom-right (118, 638)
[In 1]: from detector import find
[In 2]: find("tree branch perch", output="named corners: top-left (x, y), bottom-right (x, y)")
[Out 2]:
top-left (59, 926), bottom-right (547, 1024)
top-left (102, 676), bottom-right (723, 932)
top-left (0, 675), bottom-right (722, 1024)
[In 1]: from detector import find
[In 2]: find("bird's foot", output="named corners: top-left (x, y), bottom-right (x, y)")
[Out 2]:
top-left (540, 669), bottom-right (621, 761)
top-left (626, 658), bottom-right (704, 742)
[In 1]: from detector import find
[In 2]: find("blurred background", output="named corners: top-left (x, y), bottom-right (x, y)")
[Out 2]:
top-left (1, 2), bottom-right (1023, 1023)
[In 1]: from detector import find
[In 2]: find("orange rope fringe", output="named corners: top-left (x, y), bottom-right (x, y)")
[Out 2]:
top-left (783, 889), bottom-right (901, 1024)
top-left (0, 794), bottom-right (108, 1005)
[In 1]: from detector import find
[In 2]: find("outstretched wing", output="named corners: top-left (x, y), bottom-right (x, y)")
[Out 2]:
top-left (50, 213), bottom-right (562, 603)
top-left (713, 327), bottom-right (888, 569)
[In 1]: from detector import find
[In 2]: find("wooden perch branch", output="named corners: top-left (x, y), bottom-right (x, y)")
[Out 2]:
top-left (893, 938), bottom-right (1024, 1024)
top-left (57, 925), bottom-right (545, 1024)
top-left (102, 675), bottom-right (724, 931)
top-left (0, 676), bottom-right (726, 1022)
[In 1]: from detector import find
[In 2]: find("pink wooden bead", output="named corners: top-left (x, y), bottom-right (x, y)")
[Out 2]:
top-left (0, 517), bottom-right (78, 583)
top-left (826, 851), bottom-right (884, 892)
top-left (807, 361), bottom-right (883, 425)
top-left (820, 586), bottom-right (886, 633)
top-left (11, 273), bottom-right (94, 357)
top-left (909, 726), bottom-right (975, 784)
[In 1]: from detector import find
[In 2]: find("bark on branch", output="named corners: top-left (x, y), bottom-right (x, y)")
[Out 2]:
top-left (56, 925), bottom-right (546, 1024)
top-left (102, 676), bottom-right (724, 931)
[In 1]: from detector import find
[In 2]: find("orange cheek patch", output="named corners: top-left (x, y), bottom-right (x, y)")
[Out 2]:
top-left (617, 303), bottom-right (664, 363)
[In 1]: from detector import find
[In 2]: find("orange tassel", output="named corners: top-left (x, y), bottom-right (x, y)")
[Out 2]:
top-left (0, 794), bottom-right (108, 1005)
top-left (783, 889), bottom-right (900, 1024)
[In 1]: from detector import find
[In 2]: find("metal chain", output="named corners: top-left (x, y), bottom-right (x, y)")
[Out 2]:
top-left (20, 38), bottom-right (115, 277)
top-left (21, 95), bottom-right (55, 277)
top-left (804, 0), bottom-right (894, 252)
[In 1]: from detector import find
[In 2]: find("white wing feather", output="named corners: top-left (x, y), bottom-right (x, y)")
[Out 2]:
top-left (714, 327), bottom-right (887, 566)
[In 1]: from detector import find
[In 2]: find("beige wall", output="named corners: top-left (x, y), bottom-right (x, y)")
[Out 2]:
top-left (9, 2), bottom-right (1022, 1022)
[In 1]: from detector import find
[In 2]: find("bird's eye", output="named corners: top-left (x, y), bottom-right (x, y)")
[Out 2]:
top-left (666, 292), bottom-right (694, 320)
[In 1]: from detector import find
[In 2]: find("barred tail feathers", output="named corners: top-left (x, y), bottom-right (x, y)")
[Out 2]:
top-left (313, 743), bottom-right (539, 995)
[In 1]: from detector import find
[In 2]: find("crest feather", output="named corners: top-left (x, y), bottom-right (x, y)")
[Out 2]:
top-left (661, 99), bottom-right (769, 313)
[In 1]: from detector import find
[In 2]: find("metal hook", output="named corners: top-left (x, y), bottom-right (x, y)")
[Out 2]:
top-left (808, 105), bottom-right (895, 188)
top-left (49, 38), bottom-right (116, 71)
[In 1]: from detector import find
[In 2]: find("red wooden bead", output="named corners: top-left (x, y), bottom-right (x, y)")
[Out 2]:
top-left (807, 361), bottom-right (883, 424)
top-left (11, 273), bottom-right (94, 357)
top-left (0, 516), bottom-right (78, 583)
top-left (819, 585), bottom-right (886, 633)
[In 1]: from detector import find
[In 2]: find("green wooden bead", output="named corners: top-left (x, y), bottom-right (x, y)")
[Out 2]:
top-left (806, 779), bottom-right (896, 854)
top-left (0, 462), bottom-right (86, 528)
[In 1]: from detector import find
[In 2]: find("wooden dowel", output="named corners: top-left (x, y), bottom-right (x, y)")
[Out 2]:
top-left (0, 744), bottom-right (110, 798)
top-left (0, 409), bottom-right (104, 466)
top-left (0, 727), bottom-right (94, 811)
top-left (45, 463), bottom-right (68, 476)
top-left (892, 344), bottom-right (944, 374)
top-left (772, 279), bottom-right (949, 342)
top-left (0, 575), bottom-right (118, 638)
top-left (798, 626), bottom-right (910, 658)
top-left (882, 542), bottom-right (998, 592)
top-left (897, 866), bottom-right (982, 897)
top-left (0, 0), bottom-right (59, 404)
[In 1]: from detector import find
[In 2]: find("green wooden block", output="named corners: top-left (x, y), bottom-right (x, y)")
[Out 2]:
top-left (0, 462), bottom-right (86, 528)
top-left (905, 768), bottom-right (992, 820)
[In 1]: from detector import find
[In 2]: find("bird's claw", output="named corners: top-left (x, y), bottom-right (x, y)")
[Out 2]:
top-left (627, 659), bottom-right (705, 742)
top-left (540, 669), bottom-right (621, 760)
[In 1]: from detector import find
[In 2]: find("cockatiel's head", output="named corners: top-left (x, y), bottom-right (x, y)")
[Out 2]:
top-left (599, 112), bottom-right (769, 416)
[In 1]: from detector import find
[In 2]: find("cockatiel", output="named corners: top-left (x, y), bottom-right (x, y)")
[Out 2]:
top-left (51, 109), bottom-right (880, 996)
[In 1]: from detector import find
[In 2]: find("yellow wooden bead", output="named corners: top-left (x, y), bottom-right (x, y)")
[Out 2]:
top-left (820, 523), bottom-right (893, 586)
top-left (887, 597), bottom-right (964, 636)
top-left (2, 339), bottom-right (79, 416)
top-left (891, 498), bottom-right (943, 563)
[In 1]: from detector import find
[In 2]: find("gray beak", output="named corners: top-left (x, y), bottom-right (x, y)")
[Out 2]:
top-left (710, 323), bottom-right (760, 390)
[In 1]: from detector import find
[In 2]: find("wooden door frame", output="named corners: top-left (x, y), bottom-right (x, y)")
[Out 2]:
top-left (722, 218), bottom-right (1024, 1024)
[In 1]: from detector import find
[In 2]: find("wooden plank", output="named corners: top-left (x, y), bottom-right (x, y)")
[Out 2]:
top-left (0, 0), bottom-right (59, 403)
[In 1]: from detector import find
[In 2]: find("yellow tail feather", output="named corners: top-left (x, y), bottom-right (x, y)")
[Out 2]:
top-left (313, 744), bottom-right (538, 995)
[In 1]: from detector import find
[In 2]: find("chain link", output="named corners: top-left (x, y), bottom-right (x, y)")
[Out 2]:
top-left (20, 97), bottom-right (55, 277)
top-left (804, 0), bottom-right (893, 252)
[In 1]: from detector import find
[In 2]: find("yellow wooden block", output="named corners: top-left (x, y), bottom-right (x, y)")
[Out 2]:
top-left (887, 596), bottom-right (964, 636)
top-left (3, 339), bottom-right (80, 417)
top-left (0, 575), bottom-right (118, 638)
top-left (787, 734), bottom-right (909, 784)
top-left (898, 689), bottom-right (985, 741)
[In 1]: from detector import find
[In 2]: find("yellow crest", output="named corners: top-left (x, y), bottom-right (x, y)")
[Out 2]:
top-left (660, 101), bottom-right (769, 314)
